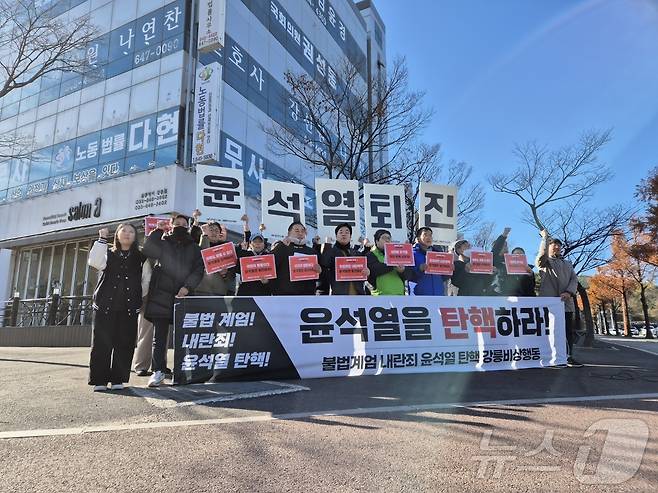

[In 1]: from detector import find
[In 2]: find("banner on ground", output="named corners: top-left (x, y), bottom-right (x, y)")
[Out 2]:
top-left (418, 183), bottom-right (458, 246)
top-left (363, 184), bottom-right (407, 243)
top-left (315, 178), bottom-right (360, 241)
top-left (261, 179), bottom-right (305, 241)
top-left (196, 165), bottom-right (245, 224)
top-left (172, 296), bottom-right (567, 384)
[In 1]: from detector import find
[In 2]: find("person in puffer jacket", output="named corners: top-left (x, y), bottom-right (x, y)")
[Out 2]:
top-left (411, 227), bottom-right (450, 296)
top-left (319, 223), bottom-right (369, 295)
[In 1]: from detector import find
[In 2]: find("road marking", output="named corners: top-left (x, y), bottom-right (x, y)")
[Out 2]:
top-left (2, 392), bottom-right (658, 440)
top-left (128, 381), bottom-right (310, 408)
top-left (598, 338), bottom-right (658, 357)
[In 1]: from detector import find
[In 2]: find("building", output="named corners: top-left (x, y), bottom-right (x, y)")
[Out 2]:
top-left (0, 0), bottom-right (386, 328)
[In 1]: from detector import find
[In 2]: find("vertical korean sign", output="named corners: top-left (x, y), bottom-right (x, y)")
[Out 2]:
top-left (261, 179), bottom-right (306, 241)
top-left (198, 0), bottom-right (226, 53)
top-left (315, 178), bottom-right (360, 240)
top-left (192, 62), bottom-right (222, 165)
top-left (196, 165), bottom-right (245, 224)
top-left (363, 184), bottom-right (407, 243)
top-left (419, 183), bottom-right (458, 246)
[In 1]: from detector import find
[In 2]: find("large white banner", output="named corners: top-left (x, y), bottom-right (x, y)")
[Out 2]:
top-left (198, 0), bottom-right (226, 53)
top-left (419, 183), bottom-right (458, 246)
top-left (315, 178), bottom-right (360, 241)
top-left (192, 62), bottom-right (222, 165)
top-left (173, 296), bottom-right (567, 384)
top-left (261, 179), bottom-right (306, 241)
top-left (196, 165), bottom-right (245, 224)
top-left (363, 183), bottom-right (407, 243)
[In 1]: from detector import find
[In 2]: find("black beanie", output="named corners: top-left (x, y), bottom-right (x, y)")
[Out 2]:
top-left (334, 223), bottom-right (352, 235)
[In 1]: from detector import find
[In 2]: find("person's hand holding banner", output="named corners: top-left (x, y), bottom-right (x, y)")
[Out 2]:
top-left (289, 255), bottom-right (320, 281)
top-left (335, 256), bottom-right (369, 281)
top-left (470, 251), bottom-right (494, 274)
top-left (425, 251), bottom-right (454, 275)
top-left (240, 255), bottom-right (277, 282)
top-left (384, 243), bottom-right (415, 267)
top-left (145, 216), bottom-right (171, 236)
top-left (201, 243), bottom-right (237, 274)
top-left (504, 253), bottom-right (530, 275)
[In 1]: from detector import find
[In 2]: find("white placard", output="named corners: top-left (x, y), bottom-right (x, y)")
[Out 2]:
top-left (315, 178), bottom-right (360, 241)
top-left (192, 62), bottom-right (222, 165)
top-left (261, 179), bottom-right (306, 241)
top-left (363, 183), bottom-right (407, 243)
top-left (196, 165), bottom-right (245, 224)
top-left (419, 183), bottom-right (458, 246)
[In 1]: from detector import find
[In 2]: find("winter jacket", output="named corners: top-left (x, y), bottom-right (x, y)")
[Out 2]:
top-left (142, 229), bottom-right (204, 322)
top-left (270, 241), bottom-right (320, 296)
top-left (195, 235), bottom-right (237, 296)
top-left (319, 242), bottom-right (366, 295)
top-left (366, 245), bottom-right (413, 296)
top-left (451, 258), bottom-right (493, 296)
top-left (235, 246), bottom-right (272, 296)
top-left (491, 235), bottom-right (536, 297)
top-left (535, 236), bottom-right (578, 312)
top-left (411, 243), bottom-right (448, 296)
top-left (88, 239), bottom-right (151, 315)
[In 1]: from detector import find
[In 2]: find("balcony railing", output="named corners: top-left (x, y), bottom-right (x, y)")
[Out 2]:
top-left (1, 294), bottom-right (94, 328)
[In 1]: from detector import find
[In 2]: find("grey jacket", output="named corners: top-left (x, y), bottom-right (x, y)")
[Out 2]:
top-left (195, 235), bottom-right (237, 296)
top-left (535, 237), bottom-right (578, 312)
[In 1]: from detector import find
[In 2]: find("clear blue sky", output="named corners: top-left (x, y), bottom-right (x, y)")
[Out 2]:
top-left (375, 0), bottom-right (658, 261)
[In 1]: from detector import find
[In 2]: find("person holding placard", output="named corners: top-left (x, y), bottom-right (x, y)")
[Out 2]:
top-left (270, 221), bottom-right (322, 296)
top-left (236, 232), bottom-right (273, 296)
top-left (491, 228), bottom-right (536, 297)
top-left (366, 229), bottom-right (414, 296)
top-left (411, 227), bottom-right (450, 296)
top-left (319, 223), bottom-right (369, 295)
top-left (195, 221), bottom-right (236, 296)
top-left (451, 239), bottom-right (494, 296)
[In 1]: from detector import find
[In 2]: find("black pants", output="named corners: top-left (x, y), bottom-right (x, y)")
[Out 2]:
top-left (565, 312), bottom-right (575, 357)
top-left (89, 310), bottom-right (138, 385)
top-left (151, 318), bottom-right (171, 372)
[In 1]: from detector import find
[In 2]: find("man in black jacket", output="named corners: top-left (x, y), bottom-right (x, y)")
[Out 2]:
top-left (270, 221), bottom-right (321, 296)
top-left (319, 223), bottom-right (369, 295)
top-left (143, 214), bottom-right (204, 387)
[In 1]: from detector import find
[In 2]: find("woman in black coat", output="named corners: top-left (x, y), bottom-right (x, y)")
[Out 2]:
top-left (142, 215), bottom-right (204, 387)
top-left (88, 224), bottom-right (151, 391)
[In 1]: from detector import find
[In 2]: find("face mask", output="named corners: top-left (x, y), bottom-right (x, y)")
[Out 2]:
top-left (172, 226), bottom-right (188, 239)
top-left (289, 236), bottom-right (305, 246)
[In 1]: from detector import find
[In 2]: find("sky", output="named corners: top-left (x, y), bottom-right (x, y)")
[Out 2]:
top-left (374, 0), bottom-right (658, 263)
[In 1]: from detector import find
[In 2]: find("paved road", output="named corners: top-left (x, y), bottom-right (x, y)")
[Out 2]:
top-left (598, 335), bottom-right (658, 356)
top-left (1, 337), bottom-right (657, 492)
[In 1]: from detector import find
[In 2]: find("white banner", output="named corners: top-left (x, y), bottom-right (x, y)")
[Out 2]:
top-left (363, 183), bottom-right (407, 243)
top-left (196, 165), bottom-right (245, 224)
top-left (419, 183), bottom-right (458, 246)
top-left (315, 178), bottom-right (360, 241)
top-left (197, 0), bottom-right (226, 53)
top-left (173, 296), bottom-right (567, 384)
top-left (192, 62), bottom-right (222, 165)
top-left (261, 179), bottom-right (306, 241)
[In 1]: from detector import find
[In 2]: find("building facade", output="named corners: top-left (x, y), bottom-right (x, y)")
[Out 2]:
top-left (0, 0), bottom-right (385, 324)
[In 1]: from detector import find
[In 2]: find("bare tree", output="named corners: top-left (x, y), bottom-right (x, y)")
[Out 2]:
top-left (263, 56), bottom-right (436, 185)
top-left (0, 1), bottom-right (96, 160)
top-left (0, 0), bottom-right (96, 99)
top-left (471, 221), bottom-right (497, 250)
top-left (489, 130), bottom-right (629, 346)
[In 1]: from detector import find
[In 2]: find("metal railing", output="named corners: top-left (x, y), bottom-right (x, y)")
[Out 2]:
top-left (1, 294), bottom-right (94, 328)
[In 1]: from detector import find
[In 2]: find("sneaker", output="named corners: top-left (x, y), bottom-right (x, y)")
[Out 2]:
top-left (148, 371), bottom-right (165, 387)
top-left (164, 367), bottom-right (173, 376)
top-left (136, 370), bottom-right (152, 377)
top-left (567, 358), bottom-right (584, 368)
top-left (110, 383), bottom-right (124, 390)
top-left (93, 385), bottom-right (108, 392)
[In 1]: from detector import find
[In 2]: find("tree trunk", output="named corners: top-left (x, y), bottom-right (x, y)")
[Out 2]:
top-left (610, 304), bottom-right (619, 336)
top-left (601, 303), bottom-right (610, 335)
top-left (639, 284), bottom-right (654, 339)
top-left (621, 289), bottom-right (632, 337)
top-left (578, 283), bottom-right (595, 346)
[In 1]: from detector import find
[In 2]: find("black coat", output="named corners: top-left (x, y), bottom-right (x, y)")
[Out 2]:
top-left (143, 229), bottom-right (204, 322)
top-left (270, 241), bottom-right (320, 296)
top-left (92, 244), bottom-right (146, 315)
top-left (451, 259), bottom-right (493, 296)
top-left (236, 247), bottom-right (273, 296)
top-left (491, 235), bottom-right (536, 297)
top-left (319, 242), bottom-right (366, 295)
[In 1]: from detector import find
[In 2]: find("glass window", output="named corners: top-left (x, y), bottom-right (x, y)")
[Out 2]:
top-left (0, 161), bottom-right (9, 190)
top-left (54, 107), bottom-right (79, 144)
top-left (51, 140), bottom-right (76, 175)
top-left (129, 78), bottom-right (159, 120)
top-left (98, 122), bottom-right (128, 163)
top-left (15, 250), bottom-right (30, 296)
top-left (126, 113), bottom-right (156, 156)
top-left (19, 95), bottom-right (39, 113)
top-left (73, 131), bottom-right (101, 170)
top-left (34, 115), bottom-right (57, 148)
top-left (8, 158), bottom-right (30, 188)
top-left (72, 241), bottom-right (90, 297)
top-left (154, 144), bottom-right (177, 167)
top-left (61, 243), bottom-right (76, 296)
top-left (29, 148), bottom-right (52, 183)
top-left (125, 150), bottom-right (155, 173)
top-left (37, 247), bottom-right (53, 298)
top-left (1, 102), bottom-right (19, 120)
top-left (109, 21), bottom-right (137, 61)
top-left (102, 88), bottom-right (130, 127)
top-left (59, 72), bottom-right (83, 98)
top-left (77, 98), bottom-right (104, 135)
top-left (50, 245), bottom-right (64, 293)
top-left (157, 69), bottom-right (182, 110)
top-left (25, 250), bottom-right (41, 299)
